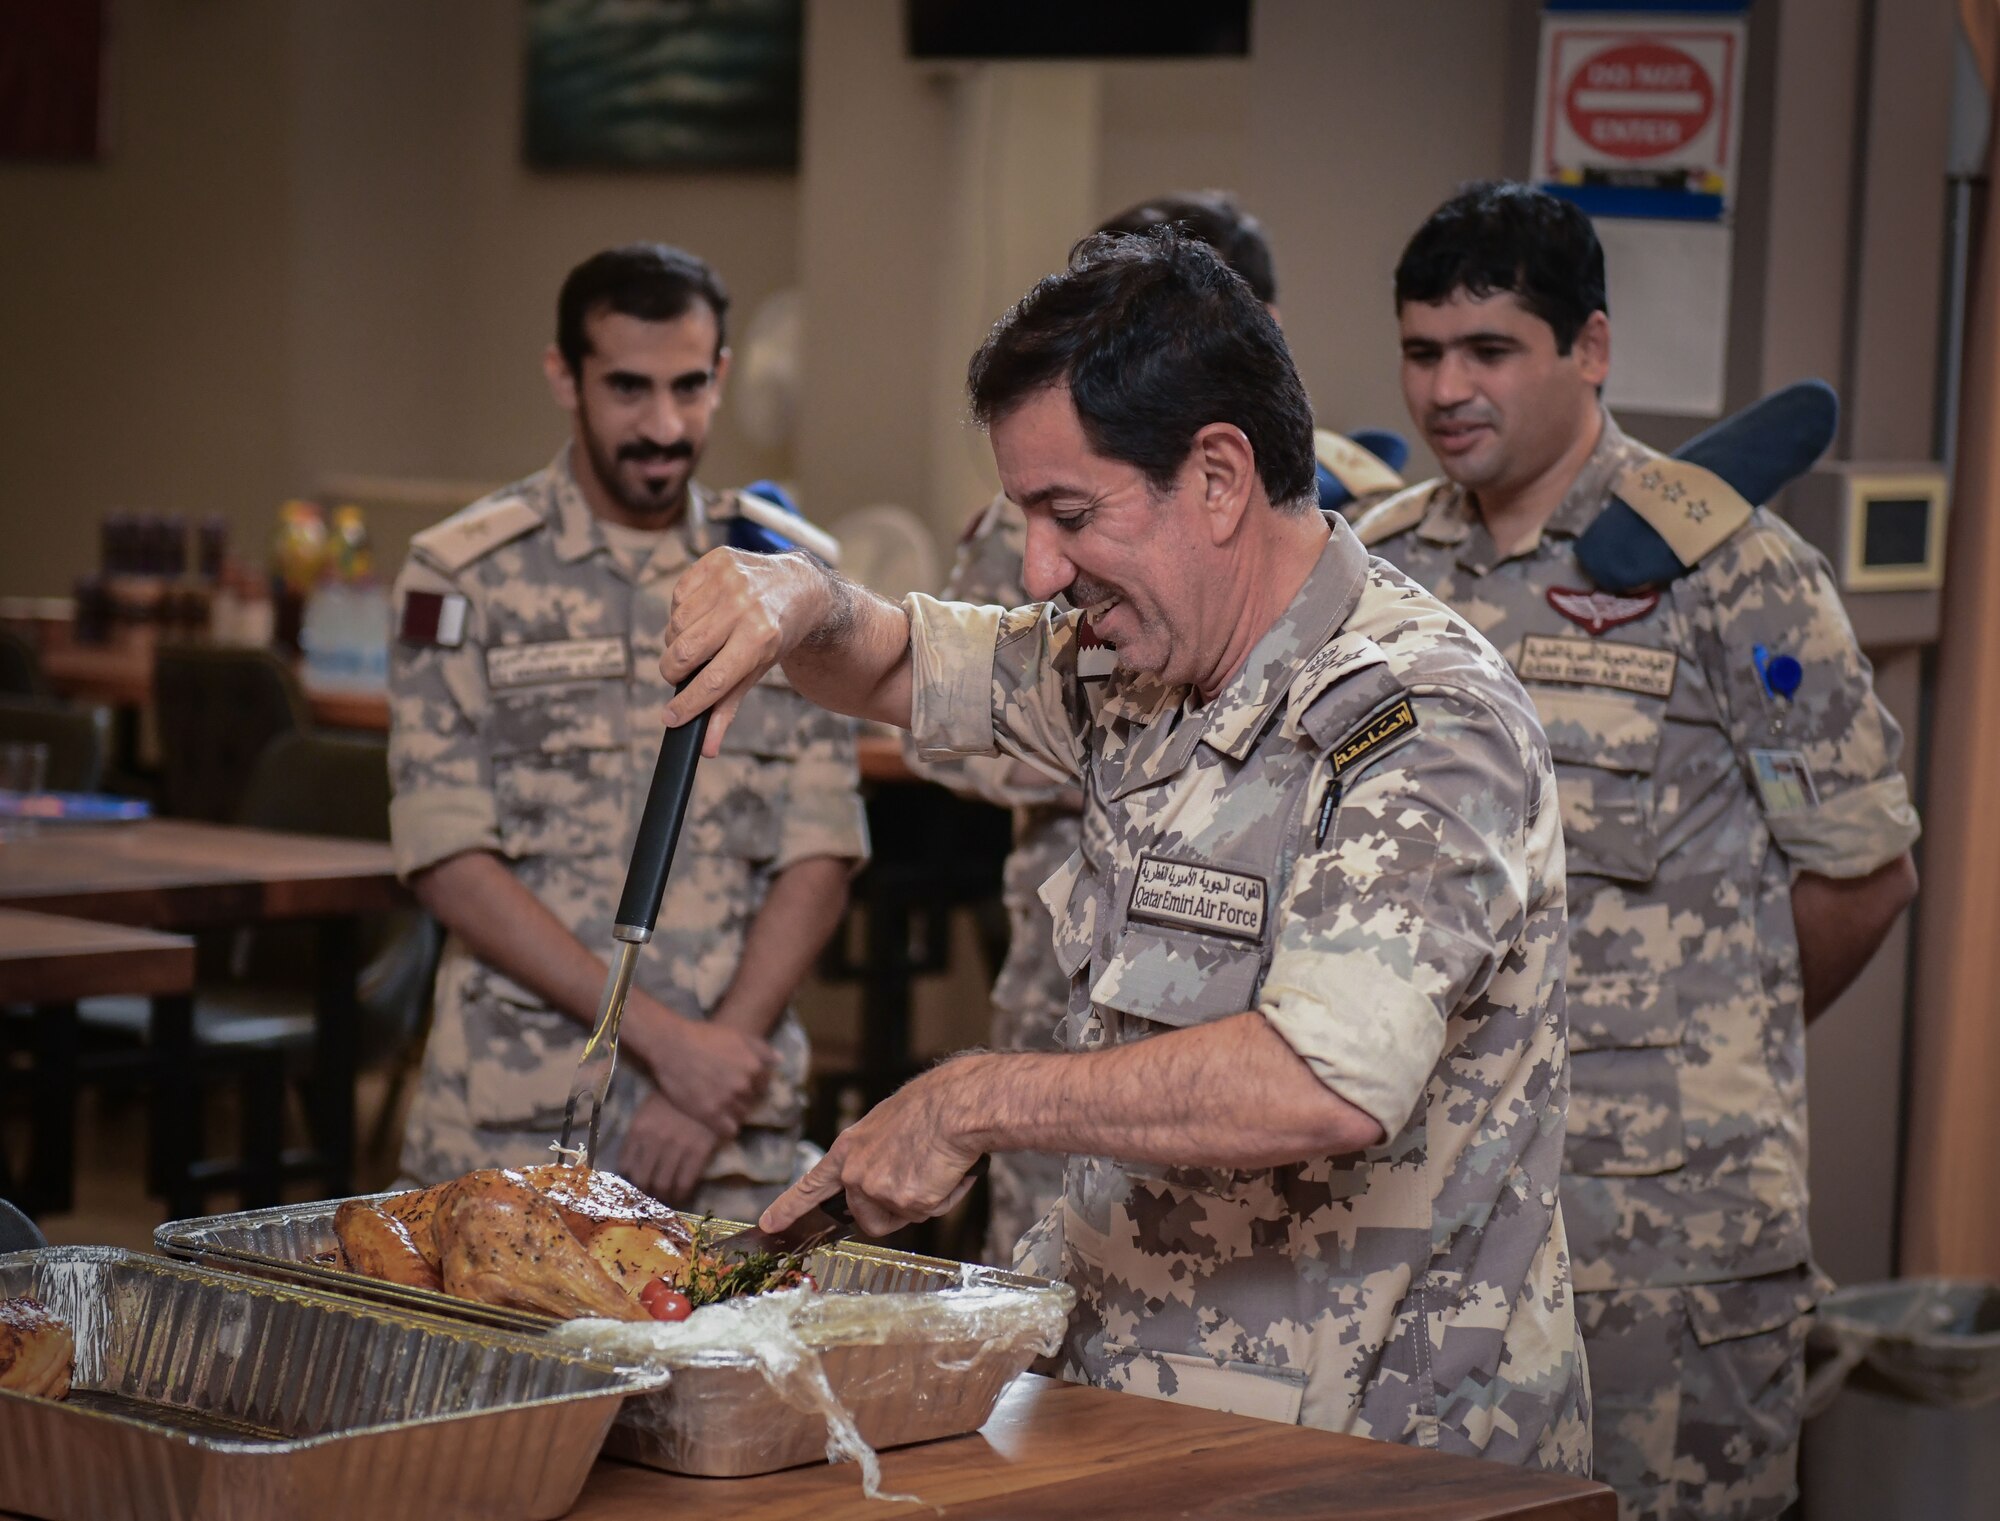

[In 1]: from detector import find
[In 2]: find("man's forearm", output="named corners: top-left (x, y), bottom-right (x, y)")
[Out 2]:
top-left (1795, 851), bottom-right (1920, 1022)
top-left (712, 854), bottom-right (852, 1039)
top-left (949, 1011), bottom-right (1386, 1167)
top-left (410, 849), bottom-right (630, 1030)
top-left (781, 564), bottom-right (916, 729)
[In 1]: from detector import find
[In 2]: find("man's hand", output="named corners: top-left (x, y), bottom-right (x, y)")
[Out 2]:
top-left (660, 548), bottom-right (832, 753)
top-left (626, 996), bottom-right (777, 1138)
top-left (759, 1063), bottom-right (984, 1238)
top-left (618, 1093), bottom-right (722, 1206)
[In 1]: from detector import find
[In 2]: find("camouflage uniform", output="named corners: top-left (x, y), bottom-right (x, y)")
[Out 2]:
top-left (1358, 413), bottom-right (1922, 1518)
top-left (907, 514), bottom-right (1591, 1472)
top-left (388, 448), bottom-right (869, 1219)
top-left (904, 494), bottom-right (1081, 1268)
top-left (927, 462), bottom-right (1407, 1268)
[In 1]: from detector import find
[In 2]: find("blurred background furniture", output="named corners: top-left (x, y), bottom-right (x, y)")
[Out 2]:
top-left (152, 644), bottom-right (312, 822)
top-left (0, 818), bottom-right (404, 1218)
top-left (0, 908), bottom-right (195, 1219)
top-left (0, 697), bottom-right (110, 793)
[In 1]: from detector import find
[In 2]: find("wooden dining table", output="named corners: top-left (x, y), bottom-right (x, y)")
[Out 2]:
top-left (568, 1373), bottom-right (1614, 1520)
top-left (0, 907), bottom-right (197, 1216)
top-left (32, 623), bottom-right (391, 732)
top-left (0, 819), bottom-right (403, 1216)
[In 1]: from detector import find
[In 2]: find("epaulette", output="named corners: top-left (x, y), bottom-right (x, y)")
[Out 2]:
top-left (1314, 428), bottom-right (1406, 499)
top-left (1575, 457), bottom-right (1751, 591)
top-left (1575, 379), bottom-right (1839, 592)
top-left (1351, 479), bottom-right (1443, 547)
top-left (409, 494), bottom-right (542, 574)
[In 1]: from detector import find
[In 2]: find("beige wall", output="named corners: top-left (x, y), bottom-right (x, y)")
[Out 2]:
top-left (0, 0), bottom-right (294, 597)
top-left (0, 0), bottom-right (799, 596)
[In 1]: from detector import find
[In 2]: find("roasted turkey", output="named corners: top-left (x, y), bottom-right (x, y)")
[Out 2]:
top-left (432, 1169), bottom-right (652, 1322)
top-left (0, 1296), bottom-right (73, 1400)
top-left (335, 1165), bottom-right (706, 1321)
top-left (331, 1199), bottom-right (443, 1292)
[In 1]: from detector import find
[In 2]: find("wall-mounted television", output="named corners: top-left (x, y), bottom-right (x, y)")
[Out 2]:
top-left (906, 1), bottom-right (1251, 60)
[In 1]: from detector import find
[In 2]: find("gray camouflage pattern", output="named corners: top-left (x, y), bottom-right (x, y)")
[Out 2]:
top-left (908, 514), bottom-right (1590, 1471)
top-left (904, 494), bottom-right (1079, 1267)
top-left (1578, 1269), bottom-right (1817, 1520)
top-left (387, 448), bottom-right (868, 1211)
top-left (1358, 411), bottom-right (1919, 1511)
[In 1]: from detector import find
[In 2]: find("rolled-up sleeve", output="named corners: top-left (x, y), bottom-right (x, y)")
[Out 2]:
top-left (1699, 518), bottom-right (1922, 879)
top-left (387, 560), bottom-right (499, 880)
top-left (1259, 686), bottom-right (1539, 1136)
top-left (905, 593), bottom-right (1086, 783)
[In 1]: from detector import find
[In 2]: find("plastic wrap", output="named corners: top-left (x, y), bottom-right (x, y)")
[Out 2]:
top-left (554, 1270), bottom-right (1070, 1501)
top-left (159, 1196), bottom-right (1075, 1482)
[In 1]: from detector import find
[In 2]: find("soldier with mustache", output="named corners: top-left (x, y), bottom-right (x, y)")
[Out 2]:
top-left (386, 244), bottom-right (869, 1220)
top-left (658, 229), bottom-right (1591, 1473)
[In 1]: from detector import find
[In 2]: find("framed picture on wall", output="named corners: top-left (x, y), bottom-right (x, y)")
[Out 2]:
top-left (0, 0), bottom-right (108, 162)
top-left (524, 0), bottom-right (802, 171)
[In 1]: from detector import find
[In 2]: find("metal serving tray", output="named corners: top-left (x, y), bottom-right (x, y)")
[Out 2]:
top-left (158, 1194), bottom-right (1073, 1477)
top-left (0, 1246), bottom-right (670, 1520)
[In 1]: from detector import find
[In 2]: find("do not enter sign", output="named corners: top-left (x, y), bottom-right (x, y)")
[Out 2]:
top-left (1534, 17), bottom-right (1743, 204)
top-left (1565, 40), bottom-right (1715, 160)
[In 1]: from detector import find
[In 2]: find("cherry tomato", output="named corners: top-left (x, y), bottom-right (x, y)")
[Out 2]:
top-left (640, 1278), bottom-right (693, 1322)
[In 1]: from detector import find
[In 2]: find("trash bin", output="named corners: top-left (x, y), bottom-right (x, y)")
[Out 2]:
top-left (1800, 1279), bottom-right (2000, 1520)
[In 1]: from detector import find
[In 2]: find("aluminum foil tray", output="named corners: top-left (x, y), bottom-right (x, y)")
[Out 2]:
top-left (158, 1194), bottom-right (1073, 1477)
top-left (0, 1246), bottom-right (670, 1520)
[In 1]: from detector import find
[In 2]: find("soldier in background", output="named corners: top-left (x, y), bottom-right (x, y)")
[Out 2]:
top-left (919, 191), bottom-right (1408, 1267)
top-left (1358, 183), bottom-right (1921, 1520)
top-left (663, 230), bottom-right (1590, 1470)
top-left (387, 243), bottom-right (868, 1221)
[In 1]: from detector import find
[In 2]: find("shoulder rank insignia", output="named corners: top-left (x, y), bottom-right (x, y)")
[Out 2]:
top-left (1315, 428), bottom-right (1407, 501)
top-left (1575, 379), bottom-right (1839, 592)
top-left (410, 495), bottom-right (542, 574)
top-left (1351, 480), bottom-right (1441, 547)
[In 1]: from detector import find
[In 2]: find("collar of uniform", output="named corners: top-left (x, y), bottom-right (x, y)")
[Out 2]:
top-left (1101, 518), bottom-right (1365, 798)
top-left (1445, 406), bottom-right (1631, 576)
top-left (547, 445), bottom-right (702, 579)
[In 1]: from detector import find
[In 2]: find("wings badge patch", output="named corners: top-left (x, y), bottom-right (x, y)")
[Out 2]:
top-left (1546, 586), bottom-right (1660, 636)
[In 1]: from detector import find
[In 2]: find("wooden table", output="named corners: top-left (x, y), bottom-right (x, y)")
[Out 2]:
top-left (0, 821), bottom-right (402, 1215)
top-left (35, 625), bottom-right (390, 732)
top-left (0, 908), bottom-right (197, 1215)
top-left (570, 1374), bottom-right (1614, 1520)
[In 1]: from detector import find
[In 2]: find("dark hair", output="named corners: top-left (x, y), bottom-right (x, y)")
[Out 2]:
top-left (967, 228), bottom-right (1317, 511)
top-left (556, 243), bottom-right (730, 373)
top-left (1094, 190), bottom-right (1278, 306)
top-left (1393, 181), bottom-right (1607, 353)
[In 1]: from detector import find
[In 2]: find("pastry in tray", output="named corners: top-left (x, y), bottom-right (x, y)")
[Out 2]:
top-left (333, 1165), bottom-right (807, 1325)
top-left (0, 1295), bottom-right (73, 1400)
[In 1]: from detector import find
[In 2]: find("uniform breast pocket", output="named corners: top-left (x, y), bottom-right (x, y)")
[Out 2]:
top-left (490, 683), bottom-right (629, 861)
top-left (1089, 922), bottom-right (1264, 1032)
top-left (1564, 971), bottom-right (1687, 1176)
top-left (1532, 684), bottom-right (1668, 885)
